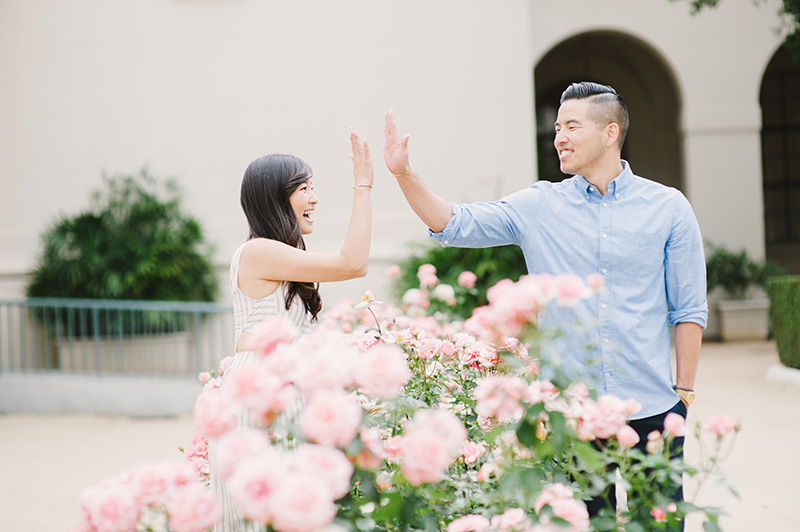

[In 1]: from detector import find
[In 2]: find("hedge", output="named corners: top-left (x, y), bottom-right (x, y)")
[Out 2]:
top-left (766, 275), bottom-right (800, 370)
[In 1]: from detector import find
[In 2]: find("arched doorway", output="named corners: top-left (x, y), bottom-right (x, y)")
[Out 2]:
top-left (534, 32), bottom-right (683, 191)
top-left (761, 45), bottom-right (800, 273)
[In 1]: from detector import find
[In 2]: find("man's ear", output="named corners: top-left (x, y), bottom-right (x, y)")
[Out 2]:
top-left (605, 122), bottom-right (620, 148)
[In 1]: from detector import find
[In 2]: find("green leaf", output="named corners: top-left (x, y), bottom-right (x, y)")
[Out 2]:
top-left (703, 521), bottom-right (723, 532)
top-left (590, 516), bottom-right (617, 531)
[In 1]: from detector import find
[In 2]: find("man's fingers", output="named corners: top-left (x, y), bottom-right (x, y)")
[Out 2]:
top-left (385, 108), bottom-right (397, 140)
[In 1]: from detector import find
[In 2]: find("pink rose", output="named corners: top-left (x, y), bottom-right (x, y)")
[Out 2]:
top-left (457, 271), bottom-right (478, 289)
top-left (212, 428), bottom-right (270, 479)
top-left (400, 430), bottom-right (452, 486)
top-left (651, 506), bottom-right (667, 523)
top-left (126, 460), bottom-right (192, 507)
top-left (354, 344), bottom-right (411, 399)
top-left (198, 371), bottom-right (211, 384)
top-left (193, 388), bottom-right (238, 438)
top-left (168, 484), bottom-right (220, 532)
top-left (294, 343), bottom-right (357, 397)
top-left (402, 288), bottom-right (430, 308)
top-left (292, 444), bottom-right (354, 499)
top-left (462, 441), bottom-right (487, 465)
top-left (586, 272), bottom-right (605, 291)
top-left (474, 375), bottom-right (526, 423)
top-left (300, 390), bottom-right (362, 448)
top-left (77, 484), bottom-right (140, 532)
top-left (249, 316), bottom-right (299, 357)
top-left (663, 412), bottom-right (686, 437)
top-left (554, 274), bottom-right (593, 307)
top-left (534, 484), bottom-right (589, 532)
top-left (227, 452), bottom-right (287, 524)
top-left (580, 395), bottom-right (640, 440)
top-left (490, 508), bottom-right (529, 531)
top-left (448, 514), bottom-right (490, 532)
top-left (385, 264), bottom-right (401, 277)
top-left (223, 362), bottom-right (283, 412)
top-left (268, 474), bottom-right (337, 532)
top-left (615, 425), bottom-right (640, 448)
top-left (407, 409), bottom-right (467, 457)
top-left (705, 414), bottom-right (739, 437)
top-left (218, 356), bottom-right (233, 375)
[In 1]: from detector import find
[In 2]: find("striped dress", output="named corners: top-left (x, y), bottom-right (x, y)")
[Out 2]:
top-left (213, 241), bottom-right (314, 532)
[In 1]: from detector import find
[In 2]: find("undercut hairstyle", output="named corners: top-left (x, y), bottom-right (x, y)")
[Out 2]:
top-left (560, 81), bottom-right (629, 149)
top-left (240, 154), bottom-right (322, 320)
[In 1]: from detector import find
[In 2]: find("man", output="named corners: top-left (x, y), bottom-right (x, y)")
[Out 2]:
top-left (383, 82), bottom-right (707, 519)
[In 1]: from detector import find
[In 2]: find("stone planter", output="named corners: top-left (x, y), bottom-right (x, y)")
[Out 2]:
top-left (717, 298), bottom-right (770, 342)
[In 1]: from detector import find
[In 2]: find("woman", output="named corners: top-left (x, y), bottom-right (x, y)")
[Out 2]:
top-left (215, 128), bottom-right (373, 531)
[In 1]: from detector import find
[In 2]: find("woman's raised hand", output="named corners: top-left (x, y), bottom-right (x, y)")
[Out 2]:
top-left (383, 108), bottom-right (411, 177)
top-left (350, 128), bottom-right (373, 188)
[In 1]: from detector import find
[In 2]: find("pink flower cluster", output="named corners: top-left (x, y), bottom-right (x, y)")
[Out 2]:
top-left (704, 414), bottom-right (739, 437)
top-left (218, 439), bottom-right (351, 532)
top-left (193, 324), bottom-right (412, 445)
top-left (399, 409), bottom-right (467, 486)
top-left (533, 483), bottom-right (590, 532)
top-left (577, 395), bottom-right (641, 442)
top-left (70, 460), bottom-right (218, 532)
top-left (465, 273), bottom-right (599, 343)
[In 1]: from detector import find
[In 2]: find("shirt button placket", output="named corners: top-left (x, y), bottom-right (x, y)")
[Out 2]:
top-left (598, 192), bottom-right (613, 388)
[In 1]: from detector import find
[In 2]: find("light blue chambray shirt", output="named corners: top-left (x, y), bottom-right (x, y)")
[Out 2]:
top-left (430, 161), bottom-right (708, 419)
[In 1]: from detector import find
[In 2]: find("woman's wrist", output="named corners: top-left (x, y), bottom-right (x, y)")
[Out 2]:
top-left (353, 183), bottom-right (373, 190)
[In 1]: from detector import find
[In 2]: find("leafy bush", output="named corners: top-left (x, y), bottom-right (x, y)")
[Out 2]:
top-left (391, 243), bottom-right (528, 319)
top-left (26, 169), bottom-right (218, 334)
top-left (705, 242), bottom-right (784, 299)
top-left (28, 168), bottom-right (217, 301)
top-left (767, 275), bottom-right (800, 369)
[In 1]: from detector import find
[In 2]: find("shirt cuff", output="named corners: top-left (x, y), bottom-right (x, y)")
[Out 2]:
top-left (427, 203), bottom-right (459, 247)
top-left (669, 302), bottom-right (709, 328)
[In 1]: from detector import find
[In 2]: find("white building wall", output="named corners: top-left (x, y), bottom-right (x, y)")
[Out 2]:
top-left (0, 0), bottom-right (536, 305)
top-left (0, 0), bottom-right (788, 306)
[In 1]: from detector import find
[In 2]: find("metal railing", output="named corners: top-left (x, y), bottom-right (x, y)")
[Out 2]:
top-left (0, 298), bottom-right (233, 378)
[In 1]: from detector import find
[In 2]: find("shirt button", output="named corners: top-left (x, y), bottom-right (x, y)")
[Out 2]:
top-left (615, 194), bottom-right (620, 198)
top-left (603, 202), bottom-right (608, 207)
top-left (602, 268), bottom-right (608, 274)
top-left (605, 372), bottom-right (611, 378)
top-left (589, 186), bottom-right (594, 192)
top-left (443, 240), bottom-right (449, 245)
top-left (602, 234), bottom-right (608, 239)
top-left (601, 304), bottom-right (607, 309)
top-left (603, 338), bottom-right (609, 343)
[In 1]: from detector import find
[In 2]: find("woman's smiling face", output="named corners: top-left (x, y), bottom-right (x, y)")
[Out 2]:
top-left (289, 178), bottom-right (318, 235)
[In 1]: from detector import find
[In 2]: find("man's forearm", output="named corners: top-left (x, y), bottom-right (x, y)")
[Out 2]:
top-left (675, 322), bottom-right (702, 389)
top-left (395, 170), bottom-right (453, 233)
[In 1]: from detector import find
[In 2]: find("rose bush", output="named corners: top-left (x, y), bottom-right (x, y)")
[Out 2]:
top-left (70, 266), bottom-right (739, 532)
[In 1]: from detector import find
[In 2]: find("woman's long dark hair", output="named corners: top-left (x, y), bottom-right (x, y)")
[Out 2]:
top-left (240, 154), bottom-right (322, 320)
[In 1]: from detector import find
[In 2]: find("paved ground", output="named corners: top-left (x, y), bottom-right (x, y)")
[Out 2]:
top-left (1, 341), bottom-right (798, 532)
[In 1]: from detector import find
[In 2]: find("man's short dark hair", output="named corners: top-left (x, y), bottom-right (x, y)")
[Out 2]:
top-left (560, 81), bottom-right (629, 149)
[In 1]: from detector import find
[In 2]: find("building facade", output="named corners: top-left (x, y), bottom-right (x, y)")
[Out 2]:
top-left (1, 0), bottom-right (795, 310)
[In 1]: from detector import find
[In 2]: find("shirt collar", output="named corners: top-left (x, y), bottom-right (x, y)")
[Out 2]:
top-left (573, 160), bottom-right (634, 199)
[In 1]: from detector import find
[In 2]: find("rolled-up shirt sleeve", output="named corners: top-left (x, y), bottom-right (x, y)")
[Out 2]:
top-left (665, 192), bottom-right (708, 328)
top-left (429, 188), bottom-right (539, 248)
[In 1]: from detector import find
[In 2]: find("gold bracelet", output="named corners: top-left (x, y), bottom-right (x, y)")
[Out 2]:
top-left (391, 163), bottom-right (413, 177)
top-left (353, 184), bottom-right (373, 189)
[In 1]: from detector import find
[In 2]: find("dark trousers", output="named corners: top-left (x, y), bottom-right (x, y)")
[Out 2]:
top-left (586, 400), bottom-right (687, 531)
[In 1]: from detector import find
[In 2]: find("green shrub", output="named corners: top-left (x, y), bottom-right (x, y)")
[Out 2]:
top-left (26, 169), bottom-right (218, 334)
top-left (391, 243), bottom-right (528, 320)
top-left (706, 242), bottom-right (784, 298)
top-left (767, 275), bottom-right (800, 370)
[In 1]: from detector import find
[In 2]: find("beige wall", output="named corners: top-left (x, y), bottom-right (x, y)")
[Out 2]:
top-left (0, 0), bottom-right (787, 306)
top-left (0, 0), bottom-right (537, 305)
